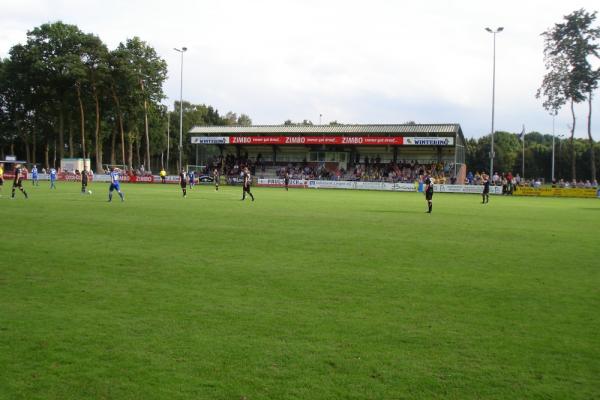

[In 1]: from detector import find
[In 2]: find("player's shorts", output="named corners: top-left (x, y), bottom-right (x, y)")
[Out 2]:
top-left (12, 179), bottom-right (23, 188)
top-left (0, 177), bottom-right (3, 185)
top-left (483, 187), bottom-right (490, 194)
top-left (82, 183), bottom-right (87, 189)
top-left (425, 191), bottom-right (433, 200)
top-left (109, 182), bottom-right (120, 191)
top-left (284, 179), bottom-right (289, 185)
top-left (180, 182), bottom-right (187, 188)
top-left (243, 185), bottom-right (251, 192)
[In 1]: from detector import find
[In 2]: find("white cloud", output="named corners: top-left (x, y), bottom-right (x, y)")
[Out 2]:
top-left (0, 0), bottom-right (599, 138)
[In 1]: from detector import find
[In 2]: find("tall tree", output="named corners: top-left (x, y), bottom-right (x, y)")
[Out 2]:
top-left (119, 37), bottom-right (167, 172)
top-left (540, 9), bottom-right (600, 180)
top-left (80, 33), bottom-right (110, 171)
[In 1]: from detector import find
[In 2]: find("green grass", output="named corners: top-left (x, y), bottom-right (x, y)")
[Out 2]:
top-left (0, 182), bottom-right (598, 399)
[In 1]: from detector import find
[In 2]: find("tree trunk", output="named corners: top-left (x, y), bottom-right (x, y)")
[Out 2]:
top-left (128, 133), bottom-right (134, 170)
top-left (93, 88), bottom-right (103, 172)
top-left (76, 84), bottom-right (87, 171)
top-left (136, 132), bottom-right (141, 169)
top-left (111, 128), bottom-right (117, 166)
top-left (140, 79), bottom-right (151, 172)
top-left (587, 94), bottom-right (596, 182)
top-left (58, 108), bottom-right (65, 162)
top-left (569, 99), bottom-right (576, 181)
top-left (32, 129), bottom-right (37, 164)
top-left (44, 142), bottom-right (49, 170)
top-left (68, 115), bottom-right (74, 158)
top-left (111, 85), bottom-right (127, 167)
top-left (23, 131), bottom-right (31, 163)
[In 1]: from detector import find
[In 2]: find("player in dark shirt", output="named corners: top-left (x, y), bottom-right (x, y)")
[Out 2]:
top-left (482, 173), bottom-right (490, 204)
top-left (11, 164), bottom-right (29, 199)
top-left (284, 171), bottom-right (290, 191)
top-left (241, 167), bottom-right (254, 201)
top-left (213, 168), bottom-right (219, 191)
top-left (179, 169), bottom-right (187, 198)
top-left (424, 177), bottom-right (433, 213)
top-left (81, 169), bottom-right (89, 194)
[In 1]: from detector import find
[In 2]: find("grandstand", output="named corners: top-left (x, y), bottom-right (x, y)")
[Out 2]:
top-left (189, 124), bottom-right (467, 183)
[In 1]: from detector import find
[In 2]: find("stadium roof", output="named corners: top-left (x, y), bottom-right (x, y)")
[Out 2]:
top-left (189, 123), bottom-right (463, 136)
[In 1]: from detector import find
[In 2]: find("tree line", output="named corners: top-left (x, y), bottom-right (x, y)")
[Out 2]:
top-left (0, 21), bottom-right (250, 173)
top-left (466, 130), bottom-right (600, 181)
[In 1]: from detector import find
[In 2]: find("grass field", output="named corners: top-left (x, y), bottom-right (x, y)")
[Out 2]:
top-left (0, 181), bottom-right (598, 399)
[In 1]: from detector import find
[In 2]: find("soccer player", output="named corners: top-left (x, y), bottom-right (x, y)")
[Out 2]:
top-left (284, 170), bottom-right (290, 191)
top-left (160, 168), bottom-right (166, 184)
top-left (108, 168), bottom-right (124, 202)
top-left (49, 167), bottom-right (57, 189)
top-left (179, 169), bottom-right (187, 197)
top-left (424, 176), bottom-right (433, 213)
top-left (31, 165), bottom-right (39, 186)
top-left (241, 166), bottom-right (254, 201)
top-left (188, 169), bottom-right (195, 189)
top-left (0, 163), bottom-right (4, 197)
top-left (81, 169), bottom-right (89, 194)
top-left (213, 168), bottom-right (219, 191)
top-left (11, 163), bottom-right (29, 199)
top-left (482, 173), bottom-right (490, 204)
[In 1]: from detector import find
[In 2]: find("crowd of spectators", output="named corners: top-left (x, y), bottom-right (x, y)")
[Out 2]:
top-left (345, 160), bottom-right (455, 183)
top-left (554, 178), bottom-right (598, 189)
top-left (466, 170), bottom-right (598, 192)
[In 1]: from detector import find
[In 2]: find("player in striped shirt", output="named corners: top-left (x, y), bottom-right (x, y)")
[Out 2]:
top-left (108, 168), bottom-right (125, 202)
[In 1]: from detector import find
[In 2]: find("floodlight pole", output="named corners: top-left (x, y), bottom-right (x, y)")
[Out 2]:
top-left (551, 113), bottom-right (555, 182)
top-left (166, 112), bottom-right (170, 171)
top-left (486, 27), bottom-right (503, 175)
top-left (174, 46), bottom-right (187, 172)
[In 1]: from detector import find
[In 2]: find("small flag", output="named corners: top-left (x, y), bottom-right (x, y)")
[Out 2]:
top-left (518, 125), bottom-right (525, 141)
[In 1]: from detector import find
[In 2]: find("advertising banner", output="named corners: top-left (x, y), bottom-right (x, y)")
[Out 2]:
top-left (192, 136), bottom-right (405, 146)
top-left (434, 184), bottom-right (503, 195)
top-left (257, 178), bottom-right (308, 187)
top-left (514, 186), bottom-right (598, 198)
top-left (403, 137), bottom-right (454, 146)
top-left (307, 180), bottom-right (356, 189)
top-left (191, 136), bottom-right (230, 144)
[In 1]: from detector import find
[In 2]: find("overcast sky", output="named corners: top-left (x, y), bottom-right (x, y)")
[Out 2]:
top-left (1, 0), bottom-right (599, 139)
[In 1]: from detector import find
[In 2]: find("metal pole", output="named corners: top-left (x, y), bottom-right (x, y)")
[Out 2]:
top-left (522, 126), bottom-right (525, 179)
top-left (179, 50), bottom-right (184, 172)
top-left (167, 112), bottom-right (170, 171)
top-left (174, 47), bottom-right (187, 172)
top-left (551, 114), bottom-right (555, 181)
top-left (485, 27), bottom-right (503, 175)
top-left (490, 31), bottom-right (496, 176)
